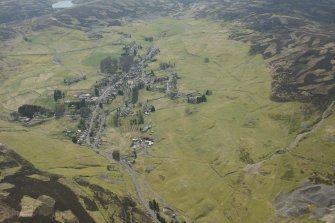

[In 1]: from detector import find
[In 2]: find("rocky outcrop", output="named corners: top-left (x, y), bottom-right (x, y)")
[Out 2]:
top-left (274, 182), bottom-right (335, 221)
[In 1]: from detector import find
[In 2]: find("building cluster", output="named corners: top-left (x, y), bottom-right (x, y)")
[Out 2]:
top-left (130, 137), bottom-right (154, 149)
top-left (69, 42), bottom-right (209, 160)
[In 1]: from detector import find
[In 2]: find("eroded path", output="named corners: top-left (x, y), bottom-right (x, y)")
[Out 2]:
top-left (244, 100), bottom-right (335, 174)
top-left (288, 101), bottom-right (335, 149)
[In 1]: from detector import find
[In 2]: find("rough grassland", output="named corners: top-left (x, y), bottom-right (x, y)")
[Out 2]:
top-left (0, 120), bottom-right (107, 176)
top-left (108, 18), bottom-right (322, 222)
top-left (0, 26), bottom-right (124, 113)
top-left (0, 25), bottom-right (143, 222)
top-left (0, 14), bottom-right (329, 223)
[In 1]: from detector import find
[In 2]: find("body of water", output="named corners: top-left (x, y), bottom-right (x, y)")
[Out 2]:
top-left (52, 1), bottom-right (74, 9)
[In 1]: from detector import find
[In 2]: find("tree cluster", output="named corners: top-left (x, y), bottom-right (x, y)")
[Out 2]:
top-left (144, 36), bottom-right (154, 42)
top-left (130, 118), bottom-right (138, 126)
top-left (18, 104), bottom-right (51, 118)
top-left (117, 90), bottom-right (124, 96)
top-left (187, 94), bottom-right (207, 104)
top-left (119, 55), bottom-right (134, 73)
top-left (80, 107), bottom-right (91, 118)
top-left (196, 94), bottom-right (207, 103)
top-left (132, 88), bottom-right (139, 104)
top-left (156, 213), bottom-right (166, 223)
top-left (68, 99), bottom-right (87, 111)
top-left (78, 118), bottom-right (86, 130)
top-left (166, 74), bottom-right (178, 99)
top-left (95, 87), bottom-right (100, 97)
top-left (54, 104), bottom-right (65, 119)
top-left (100, 56), bottom-right (118, 75)
top-left (129, 112), bottom-right (144, 126)
top-left (138, 112), bottom-right (144, 125)
top-left (149, 199), bottom-right (159, 212)
top-left (159, 62), bottom-right (174, 70)
top-left (72, 136), bottom-right (78, 144)
top-left (149, 200), bottom-right (167, 223)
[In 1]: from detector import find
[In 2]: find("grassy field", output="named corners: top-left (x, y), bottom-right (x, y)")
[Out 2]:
top-left (0, 117), bottom-right (136, 191)
top-left (106, 17), bottom-right (324, 222)
top-left (0, 24), bottom-right (151, 222)
top-left (0, 26), bottom-right (126, 113)
top-left (0, 120), bottom-right (107, 176)
top-left (0, 13), bottom-right (330, 223)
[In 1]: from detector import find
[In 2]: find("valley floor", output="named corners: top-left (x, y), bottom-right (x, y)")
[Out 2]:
top-left (0, 14), bottom-right (334, 223)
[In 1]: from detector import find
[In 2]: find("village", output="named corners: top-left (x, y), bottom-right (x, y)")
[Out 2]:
top-left (10, 40), bottom-right (211, 223)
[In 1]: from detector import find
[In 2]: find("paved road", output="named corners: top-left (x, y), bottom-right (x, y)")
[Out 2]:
top-left (92, 114), bottom-right (106, 148)
top-left (120, 160), bottom-right (160, 223)
top-left (85, 80), bottom-right (122, 148)
top-left (83, 46), bottom-right (193, 223)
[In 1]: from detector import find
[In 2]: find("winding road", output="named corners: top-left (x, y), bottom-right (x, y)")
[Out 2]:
top-left (82, 46), bottom-right (192, 223)
top-left (120, 160), bottom-right (160, 223)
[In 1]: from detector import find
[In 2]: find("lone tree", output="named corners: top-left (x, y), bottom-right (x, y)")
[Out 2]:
top-left (205, 89), bottom-right (213, 96)
top-left (112, 150), bottom-right (120, 161)
top-left (72, 136), bottom-right (78, 144)
top-left (54, 90), bottom-right (63, 101)
top-left (204, 57), bottom-right (210, 63)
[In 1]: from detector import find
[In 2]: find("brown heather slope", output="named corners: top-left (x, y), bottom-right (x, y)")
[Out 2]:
top-left (193, 0), bottom-right (335, 106)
